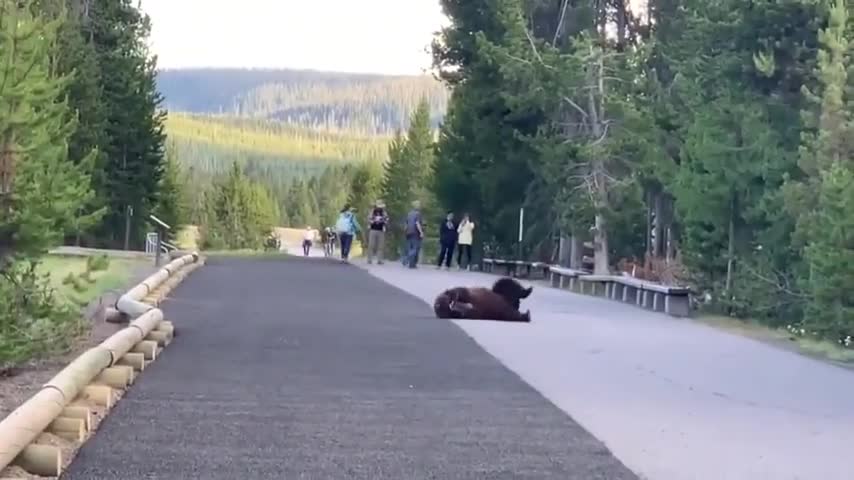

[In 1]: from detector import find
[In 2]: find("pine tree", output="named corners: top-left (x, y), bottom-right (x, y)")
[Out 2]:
top-left (402, 97), bottom-right (438, 223)
top-left (348, 160), bottom-right (384, 220)
top-left (152, 140), bottom-right (189, 241)
top-left (791, 1), bottom-right (854, 339)
top-left (0, 1), bottom-right (100, 265)
top-left (432, 0), bottom-right (540, 252)
top-left (200, 162), bottom-right (278, 250)
top-left (0, 0), bottom-right (101, 366)
top-left (89, 0), bottom-right (167, 249)
top-left (381, 100), bottom-right (438, 251)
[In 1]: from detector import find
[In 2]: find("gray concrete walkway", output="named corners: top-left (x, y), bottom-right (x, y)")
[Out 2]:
top-left (363, 263), bottom-right (854, 480)
top-left (61, 256), bottom-right (636, 480)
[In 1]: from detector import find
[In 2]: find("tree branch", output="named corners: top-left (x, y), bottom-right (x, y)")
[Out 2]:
top-left (561, 96), bottom-right (589, 119)
top-left (552, 0), bottom-right (570, 46)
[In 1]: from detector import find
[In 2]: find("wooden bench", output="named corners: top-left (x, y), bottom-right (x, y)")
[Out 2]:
top-left (612, 276), bottom-right (691, 317)
top-left (577, 274), bottom-right (618, 297)
top-left (482, 258), bottom-right (550, 278)
top-left (574, 274), bottom-right (691, 317)
top-left (548, 266), bottom-right (588, 292)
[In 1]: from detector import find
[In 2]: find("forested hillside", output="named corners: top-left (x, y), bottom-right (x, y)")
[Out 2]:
top-left (166, 113), bottom-right (391, 176)
top-left (159, 68), bottom-right (448, 210)
top-left (157, 68), bottom-right (448, 134)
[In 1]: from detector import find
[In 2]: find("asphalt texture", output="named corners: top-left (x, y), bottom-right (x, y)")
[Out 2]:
top-left (61, 256), bottom-right (638, 480)
top-left (365, 264), bottom-right (854, 480)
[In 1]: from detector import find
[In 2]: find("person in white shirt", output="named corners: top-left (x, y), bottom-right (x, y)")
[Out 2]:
top-left (456, 213), bottom-right (475, 270)
top-left (302, 226), bottom-right (314, 256)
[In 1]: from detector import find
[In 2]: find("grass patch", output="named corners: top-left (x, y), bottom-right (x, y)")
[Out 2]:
top-left (698, 314), bottom-right (854, 366)
top-left (175, 225), bottom-right (200, 251)
top-left (38, 255), bottom-right (143, 308)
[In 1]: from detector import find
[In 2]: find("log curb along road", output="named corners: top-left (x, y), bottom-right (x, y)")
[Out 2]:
top-left (0, 252), bottom-right (204, 479)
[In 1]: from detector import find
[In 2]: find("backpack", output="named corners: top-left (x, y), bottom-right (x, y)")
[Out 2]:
top-left (335, 213), bottom-right (352, 234)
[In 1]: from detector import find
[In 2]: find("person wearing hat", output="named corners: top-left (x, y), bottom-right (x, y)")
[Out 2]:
top-left (366, 199), bottom-right (389, 264)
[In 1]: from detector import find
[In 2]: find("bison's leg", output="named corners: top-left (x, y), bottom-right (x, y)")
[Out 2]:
top-left (435, 290), bottom-right (472, 319)
top-left (449, 299), bottom-right (475, 317)
top-left (490, 304), bottom-right (532, 323)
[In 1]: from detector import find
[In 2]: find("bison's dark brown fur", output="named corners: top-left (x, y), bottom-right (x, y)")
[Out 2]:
top-left (491, 277), bottom-right (533, 310)
top-left (433, 278), bottom-right (532, 323)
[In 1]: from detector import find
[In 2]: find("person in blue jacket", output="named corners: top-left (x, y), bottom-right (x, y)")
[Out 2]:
top-left (334, 204), bottom-right (361, 263)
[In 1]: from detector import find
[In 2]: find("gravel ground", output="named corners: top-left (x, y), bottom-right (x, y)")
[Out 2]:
top-left (61, 255), bottom-right (637, 480)
top-left (363, 262), bottom-right (854, 480)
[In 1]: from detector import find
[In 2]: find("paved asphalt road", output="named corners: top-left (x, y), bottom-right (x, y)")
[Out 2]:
top-left (62, 256), bottom-right (637, 480)
top-left (365, 263), bottom-right (854, 480)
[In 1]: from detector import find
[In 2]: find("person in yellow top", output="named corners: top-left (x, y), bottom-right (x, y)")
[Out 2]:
top-left (456, 213), bottom-right (475, 270)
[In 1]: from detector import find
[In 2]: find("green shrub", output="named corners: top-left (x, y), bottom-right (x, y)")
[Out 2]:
top-left (0, 261), bottom-right (84, 369)
top-left (86, 254), bottom-right (110, 273)
top-left (78, 270), bottom-right (95, 285)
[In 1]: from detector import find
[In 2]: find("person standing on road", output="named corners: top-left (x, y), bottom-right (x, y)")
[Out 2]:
top-left (326, 227), bottom-right (337, 257)
top-left (366, 199), bottom-right (389, 264)
top-left (437, 212), bottom-right (458, 270)
top-left (302, 225), bottom-right (314, 256)
top-left (335, 205), bottom-right (360, 263)
top-left (456, 213), bottom-right (475, 270)
top-left (403, 200), bottom-right (423, 269)
top-left (319, 227), bottom-right (330, 256)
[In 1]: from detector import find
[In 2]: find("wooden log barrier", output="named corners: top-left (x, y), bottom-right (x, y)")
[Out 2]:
top-left (131, 340), bottom-right (158, 361)
top-left (93, 366), bottom-right (134, 389)
top-left (12, 445), bottom-right (61, 477)
top-left (48, 416), bottom-right (86, 441)
top-left (61, 406), bottom-right (92, 431)
top-left (117, 352), bottom-right (145, 372)
top-left (80, 385), bottom-right (114, 408)
top-left (0, 252), bottom-right (201, 475)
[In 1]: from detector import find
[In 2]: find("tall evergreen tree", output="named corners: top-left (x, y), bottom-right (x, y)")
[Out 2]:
top-left (89, 0), bottom-right (167, 249)
top-left (152, 140), bottom-right (189, 241)
top-left (787, 0), bottom-right (854, 339)
top-left (348, 160), bottom-right (384, 220)
top-left (432, 0), bottom-right (541, 254)
top-left (0, 0), bottom-right (100, 265)
top-left (201, 162), bottom-right (278, 249)
top-left (382, 98), bottom-right (438, 251)
top-left (401, 98), bottom-right (438, 221)
top-left (0, 0), bottom-right (101, 366)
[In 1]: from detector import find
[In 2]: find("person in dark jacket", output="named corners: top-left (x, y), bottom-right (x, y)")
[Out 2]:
top-left (366, 199), bottom-right (389, 264)
top-left (436, 211), bottom-right (458, 270)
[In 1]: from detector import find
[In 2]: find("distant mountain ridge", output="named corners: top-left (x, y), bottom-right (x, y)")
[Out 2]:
top-left (156, 67), bottom-right (448, 135)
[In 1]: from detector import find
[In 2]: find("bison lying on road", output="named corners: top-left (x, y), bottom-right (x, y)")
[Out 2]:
top-left (433, 277), bottom-right (532, 323)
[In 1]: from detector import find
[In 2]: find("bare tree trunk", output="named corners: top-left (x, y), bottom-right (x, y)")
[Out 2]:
top-left (558, 232), bottom-right (571, 266)
top-left (588, 44), bottom-right (610, 275)
top-left (0, 131), bottom-right (16, 267)
top-left (0, 132), bottom-right (15, 196)
top-left (592, 211), bottom-right (610, 274)
top-left (725, 194), bottom-right (736, 292)
top-left (614, 0), bottom-right (627, 50)
top-left (569, 233), bottom-right (583, 269)
top-left (653, 191), bottom-right (664, 257)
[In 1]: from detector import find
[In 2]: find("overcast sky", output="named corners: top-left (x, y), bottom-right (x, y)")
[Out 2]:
top-left (138, 0), bottom-right (448, 75)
